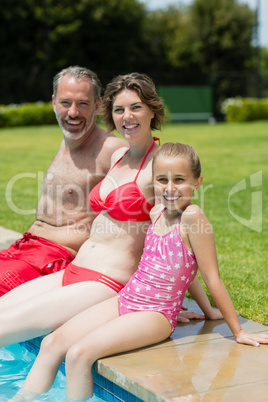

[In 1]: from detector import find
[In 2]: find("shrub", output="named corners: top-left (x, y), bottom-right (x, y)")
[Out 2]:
top-left (0, 102), bottom-right (56, 127)
top-left (221, 97), bottom-right (268, 122)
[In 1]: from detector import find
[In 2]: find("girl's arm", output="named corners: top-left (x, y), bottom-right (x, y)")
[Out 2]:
top-left (187, 276), bottom-right (223, 320)
top-left (177, 275), bottom-right (223, 323)
top-left (185, 205), bottom-right (268, 347)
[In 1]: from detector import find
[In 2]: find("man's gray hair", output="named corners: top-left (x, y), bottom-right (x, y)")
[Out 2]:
top-left (53, 66), bottom-right (102, 101)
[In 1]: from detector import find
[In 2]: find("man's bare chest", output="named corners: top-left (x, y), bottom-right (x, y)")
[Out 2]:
top-left (42, 156), bottom-right (102, 201)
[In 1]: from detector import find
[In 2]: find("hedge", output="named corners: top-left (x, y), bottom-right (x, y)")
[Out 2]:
top-left (221, 97), bottom-right (268, 122)
top-left (0, 102), bottom-right (57, 127)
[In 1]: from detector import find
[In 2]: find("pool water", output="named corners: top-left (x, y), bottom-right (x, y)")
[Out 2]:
top-left (0, 343), bottom-right (104, 401)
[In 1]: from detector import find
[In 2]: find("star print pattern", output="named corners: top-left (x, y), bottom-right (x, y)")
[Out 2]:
top-left (118, 213), bottom-right (198, 334)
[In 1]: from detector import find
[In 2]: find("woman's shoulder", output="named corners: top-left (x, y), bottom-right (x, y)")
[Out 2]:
top-left (149, 204), bottom-right (165, 223)
top-left (110, 146), bottom-right (129, 165)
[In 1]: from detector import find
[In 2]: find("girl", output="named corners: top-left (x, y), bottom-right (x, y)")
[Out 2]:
top-left (10, 142), bottom-right (268, 401)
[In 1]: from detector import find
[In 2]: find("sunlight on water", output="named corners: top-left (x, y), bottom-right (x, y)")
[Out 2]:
top-left (0, 344), bottom-right (103, 401)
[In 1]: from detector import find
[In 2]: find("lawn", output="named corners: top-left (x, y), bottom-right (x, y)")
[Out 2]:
top-left (0, 122), bottom-right (267, 325)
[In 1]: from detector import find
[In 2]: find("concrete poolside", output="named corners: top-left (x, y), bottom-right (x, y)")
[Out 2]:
top-left (1, 226), bottom-right (268, 402)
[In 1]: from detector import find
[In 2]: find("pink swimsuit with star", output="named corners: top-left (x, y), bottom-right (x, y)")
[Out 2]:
top-left (118, 209), bottom-right (198, 334)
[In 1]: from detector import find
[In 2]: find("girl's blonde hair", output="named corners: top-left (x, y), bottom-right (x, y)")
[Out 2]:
top-left (100, 72), bottom-right (165, 132)
top-left (153, 142), bottom-right (201, 179)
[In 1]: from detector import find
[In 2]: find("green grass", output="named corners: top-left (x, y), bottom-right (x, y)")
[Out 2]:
top-left (0, 122), bottom-right (267, 325)
top-left (0, 125), bottom-right (63, 231)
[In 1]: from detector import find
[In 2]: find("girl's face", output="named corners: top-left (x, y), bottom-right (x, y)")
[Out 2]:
top-left (153, 156), bottom-right (202, 212)
top-left (112, 89), bottom-right (154, 141)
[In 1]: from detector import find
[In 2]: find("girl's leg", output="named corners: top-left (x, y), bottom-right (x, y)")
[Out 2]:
top-left (65, 310), bottom-right (172, 400)
top-left (13, 297), bottom-right (120, 398)
top-left (0, 279), bottom-right (117, 347)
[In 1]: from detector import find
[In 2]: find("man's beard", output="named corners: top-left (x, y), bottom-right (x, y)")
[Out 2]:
top-left (55, 112), bottom-right (96, 141)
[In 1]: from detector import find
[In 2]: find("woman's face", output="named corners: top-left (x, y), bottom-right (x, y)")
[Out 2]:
top-left (112, 89), bottom-right (154, 141)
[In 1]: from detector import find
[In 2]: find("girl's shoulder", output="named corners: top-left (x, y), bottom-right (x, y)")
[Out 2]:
top-left (180, 204), bottom-right (205, 225)
top-left (180, 204), bottom-right (213, 238)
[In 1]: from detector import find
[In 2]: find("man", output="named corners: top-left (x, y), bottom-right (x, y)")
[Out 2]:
top-left (0, 66), bottom-right (126, 295)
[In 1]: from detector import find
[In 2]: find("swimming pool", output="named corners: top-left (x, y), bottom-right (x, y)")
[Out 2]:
top-left (0, 343), bottom-right (103, 401)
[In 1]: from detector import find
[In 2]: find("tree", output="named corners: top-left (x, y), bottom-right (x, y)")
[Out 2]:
top-left (144, 0), bottom-right (256, 113)
top-left (0, 0), bottom-right (260, 107)
top-left (188, 0), bottom-right (257, 110)
top-left (0, 0), bottom-right (150, 103)
top-left (260, 47), bottom-right (268, 72)
top-left (189, 0), bottom-right (255, 73)
top-left (0, 0), bottom-right (51, 102)
top-left (260, 47), bottom-right (268, 97)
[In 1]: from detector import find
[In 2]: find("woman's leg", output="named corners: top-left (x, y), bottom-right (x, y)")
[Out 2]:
top-left (0, 270), bottom-right (64, 310)
top-left (11, 297), bottom-right (120, 399)
top-left (65, 310), bottom-right (172, 400)
top-left (0, 279), bottom-right (118, 347)
top-left (8, 389), bottom-right (40, 401)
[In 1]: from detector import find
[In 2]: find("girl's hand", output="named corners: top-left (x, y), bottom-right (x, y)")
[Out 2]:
top-left (177, 310), bottom-right (205, 323)
top-left (235, 330), bottom-right (268, 347)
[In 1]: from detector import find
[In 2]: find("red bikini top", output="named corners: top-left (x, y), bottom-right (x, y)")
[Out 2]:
top-left (89, 142), bottom-right (156, 222)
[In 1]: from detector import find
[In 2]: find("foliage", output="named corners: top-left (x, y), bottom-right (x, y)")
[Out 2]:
top-left (189, 0), bottom-right (255, 72)
top-left (1, 122), bottom-right (267, 325)
top-left (221, 97), bottom-right (268, 122)
top-left (260, 47), bottom-right (268, 72)
top-left (0, 102), bottom-right (56, 127)
top-left (142, 0), bottom-right (259, 118)
top-left (0, 0), bottom-right (52, 102)
top-left (0, 0), bottom-right (150, 103)
top-left (260, 48), bottom-right (268, 97)
top-left (0, 0), bottom-right (259, 108)
top-left (188, 0), bottom-right (257, 113)
top-left (143, 7), bottom-right (196, 72)
top-left (46, 0), bottom-right (149, 73)
top-left (144, 0), bottom-right (255, 73)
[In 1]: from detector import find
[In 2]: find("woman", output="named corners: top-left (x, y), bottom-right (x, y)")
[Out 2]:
top-left (0, 73), bottom-right (216, 348)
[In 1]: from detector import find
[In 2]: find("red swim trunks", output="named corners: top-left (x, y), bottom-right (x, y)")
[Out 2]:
top-left (0, 232), bottom-right (74, 296)
top-left (62, 262), bottom-right (124, 293)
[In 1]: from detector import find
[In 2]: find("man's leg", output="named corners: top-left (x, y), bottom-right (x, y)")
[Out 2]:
top-left (0, 255), bottom-right (42, 296)
top-left (0, 235), bottom-right (74, 296)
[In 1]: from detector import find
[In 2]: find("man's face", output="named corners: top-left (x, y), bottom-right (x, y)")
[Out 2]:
top-left (52, 74), bottom-right (100, 143)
